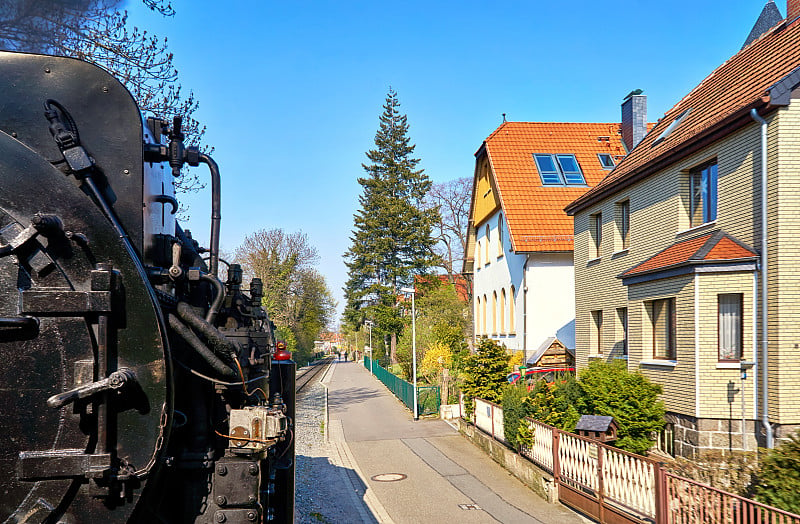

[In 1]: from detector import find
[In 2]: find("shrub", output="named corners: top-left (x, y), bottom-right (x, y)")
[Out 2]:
top-left (502, 384), bottom-right (533, 450)
top-left (755, 432), bottom-right (800, 513)
top-left (578, 359), bottom-right (664, 455)
top-left (462, 338), bottom-right (509, 407)
top-left (528, 372), bottom-right (581, 431)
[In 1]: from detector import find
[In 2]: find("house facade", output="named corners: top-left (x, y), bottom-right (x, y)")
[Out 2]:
top-left (464, 121), bottom-right (630, 364)
top-left (565, 2), bottom-right (800, 457)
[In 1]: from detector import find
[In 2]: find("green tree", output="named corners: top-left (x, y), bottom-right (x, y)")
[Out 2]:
top-left (0, 0), bottom-right (207, 193)
top-left (396, 280), bottom-right (468, 379)
top-left (235, 228), bottom-right (335, 364)
top-left (578, 360), bottom-right (664, 455)
top-left (343, 88), bottom-right (437, 363)
top-left (755, 432), bottom-right (800, 513)
top-left (462, 338), bottom-right (509, 408)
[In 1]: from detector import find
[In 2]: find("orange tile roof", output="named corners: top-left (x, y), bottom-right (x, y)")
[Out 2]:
top-left (567, 16), bottom-right (800, 215)
top-left (482, 122), bottom-right (626, 252)
top-left (620, 231), bottom-right (757, 278)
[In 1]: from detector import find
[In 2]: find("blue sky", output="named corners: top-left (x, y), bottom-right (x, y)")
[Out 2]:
top-left (125, 0), bottom-right (783, 326)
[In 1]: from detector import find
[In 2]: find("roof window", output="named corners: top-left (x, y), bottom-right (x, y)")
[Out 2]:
top-left (598, 153), bottom-right (615, 169)
top-left (533, 154), bottom-right (586, 186)
top-left (652, 109), bottom-right (691, 146)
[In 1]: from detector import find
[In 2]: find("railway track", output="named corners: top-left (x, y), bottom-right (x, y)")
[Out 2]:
top-left (295, 356), bottom-right (334, 393)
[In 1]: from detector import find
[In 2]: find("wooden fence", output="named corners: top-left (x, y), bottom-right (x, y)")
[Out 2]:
top-left (463, 396), bottom-right (800, 524)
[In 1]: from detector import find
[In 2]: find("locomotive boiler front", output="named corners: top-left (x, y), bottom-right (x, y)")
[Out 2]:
top-left (0, 51), bottom-right (295, 523)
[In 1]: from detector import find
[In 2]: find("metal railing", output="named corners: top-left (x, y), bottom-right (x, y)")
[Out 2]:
top-left (462, 395), bottom-right (800, 524)
top-left (363, 356), bottom-right (440, 415)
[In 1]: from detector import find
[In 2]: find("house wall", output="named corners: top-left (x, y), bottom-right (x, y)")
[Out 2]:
top-left (573, 105), bottom-right (800, 454)
top-left (526, 252), bottom-right (575, 360)
top-left (473, 211), bottom-right (576, 360)
top-left (473, 209), bottom-right (522, 351)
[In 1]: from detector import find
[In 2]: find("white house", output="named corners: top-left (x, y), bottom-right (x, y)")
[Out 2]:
top-left (464, 118), bottom-right (641, 364)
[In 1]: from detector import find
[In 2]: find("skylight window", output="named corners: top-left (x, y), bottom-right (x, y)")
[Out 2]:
top-left (533, 154), bottom-right (586, 186)
top-left (598, 153), bottom-right (615, 169)
top-left (652, 109), bottom-right (691, 146)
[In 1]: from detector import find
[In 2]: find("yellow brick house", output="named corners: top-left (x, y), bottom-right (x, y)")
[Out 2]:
top-left (565, 2), bottom-right (800, 457)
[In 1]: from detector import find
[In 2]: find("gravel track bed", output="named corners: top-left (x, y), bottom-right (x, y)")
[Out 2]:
top-left (295, 380), bottom-right (369, 523)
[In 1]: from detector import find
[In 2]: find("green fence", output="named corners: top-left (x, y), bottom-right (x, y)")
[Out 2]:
top-left (363, 356), bottom-right (440, 415)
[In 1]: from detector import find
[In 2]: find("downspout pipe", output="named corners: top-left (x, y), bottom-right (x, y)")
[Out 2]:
top-left (750, 108), bottom-right (775, 449)
top-left (199, 153), bottom-right (221, 277)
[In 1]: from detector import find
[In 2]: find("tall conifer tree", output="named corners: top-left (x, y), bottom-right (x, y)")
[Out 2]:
top-left (343, 89), bottom-right (437, 362)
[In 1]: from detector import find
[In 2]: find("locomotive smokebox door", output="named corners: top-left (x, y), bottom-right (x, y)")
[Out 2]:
top-left (0, 52), bottom-right (170, 523)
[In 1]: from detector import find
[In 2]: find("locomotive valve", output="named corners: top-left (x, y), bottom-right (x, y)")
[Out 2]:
top-left (47, 368), bottom-right (136, 409)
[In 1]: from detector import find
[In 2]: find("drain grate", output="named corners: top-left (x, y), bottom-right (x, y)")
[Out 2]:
top-left (370, 473), bottom-right (407, 482)
top-left (459, 504), bottom-right (482, 510)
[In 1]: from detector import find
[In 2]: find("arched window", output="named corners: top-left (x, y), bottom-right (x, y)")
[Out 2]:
top-left (492, 291), bottom-right (498, 334)
top-left (498, 215), bottom-right (504, 257)
top-left (485, 225), bottom-right (490, 262)
top-left (475, 240), bottom-right (481, 268)
top-left (509, 285), bottom-right (516, 333)
top-left (500, 288), bottom-right (506, 333)
top-left (483, 295), bottom-right (488, 335)
top-left (475, 297), bottom-right (481, 335)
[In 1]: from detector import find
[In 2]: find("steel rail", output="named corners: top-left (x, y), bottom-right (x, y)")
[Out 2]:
top-left (295, 356), bottom-right (334, 394)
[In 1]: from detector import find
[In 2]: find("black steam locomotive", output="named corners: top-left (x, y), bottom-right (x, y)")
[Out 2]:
top-left (0, 51), bottom-right (295, 523)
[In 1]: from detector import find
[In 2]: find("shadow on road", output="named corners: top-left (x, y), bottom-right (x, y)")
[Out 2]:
top-left (327, 387), bottom-right (382, 409)
top-left (295, 455), bottom-right (378, 524)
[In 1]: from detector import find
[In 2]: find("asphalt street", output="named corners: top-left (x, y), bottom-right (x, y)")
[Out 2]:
top-left (324, 360), bottom-right (585, 523)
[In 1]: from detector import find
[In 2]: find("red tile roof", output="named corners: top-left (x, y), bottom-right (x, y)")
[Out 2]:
top-left (567, 16), bottom-right (800, 215)
top-left (620, 231), bottom-right (758, 278)
top-left (481, 122), bottom-right (626, 252)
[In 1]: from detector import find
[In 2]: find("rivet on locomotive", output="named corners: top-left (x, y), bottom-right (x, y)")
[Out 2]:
top-left (0, 51), bottom-right (295, 523)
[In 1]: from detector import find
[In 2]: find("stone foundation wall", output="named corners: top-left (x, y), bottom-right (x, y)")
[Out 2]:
top-left (669, 412), bottom-right (800, 457)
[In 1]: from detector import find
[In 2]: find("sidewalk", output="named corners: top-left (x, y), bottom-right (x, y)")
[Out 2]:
top-left (324, 360), bottom-right (585, 524)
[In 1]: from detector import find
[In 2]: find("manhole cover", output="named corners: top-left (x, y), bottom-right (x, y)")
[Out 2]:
top-left (459, 504), bottom-right (482, 510)
top-left (371, 473), bottom-right (407, 482)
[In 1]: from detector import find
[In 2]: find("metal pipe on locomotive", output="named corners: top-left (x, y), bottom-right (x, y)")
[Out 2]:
top-left (0, 51), bottom-right (295, 523)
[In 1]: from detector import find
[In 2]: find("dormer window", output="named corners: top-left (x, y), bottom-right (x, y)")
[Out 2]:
top-left (533, 154), bottom-right (586, 186)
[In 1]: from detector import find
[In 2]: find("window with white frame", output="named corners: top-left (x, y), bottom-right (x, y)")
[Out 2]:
top-left (475, 297), bottom-right (481, 335)
top-left (483, 295), bottom-right (487, 335)
top-left (492, 291), bottom-right (498, 334)
top-left (509, 286), bottom-right (516, 334)
top-left (649, 298), bottom-right (676, 360)
top-left (689, 161), bottom-right (718, 227)
top-left (616, 200), bottom-right (630, 251)
top-left (485, 225), bottom-right (490, 263)
top-left (500, 288), bottom-right (506, 333)
top-left (718, 294), bottom-right (743, 361)
top-left (591, 310), bottom-right (603, 355)
top-left (591, 213), bottom-right (602, 258)
top-left (497, 215), bottom-right (504, 257)
top-left (617, 307), bottom-right (628, 356)
top-left (475, 240), bottom-right (481, 268)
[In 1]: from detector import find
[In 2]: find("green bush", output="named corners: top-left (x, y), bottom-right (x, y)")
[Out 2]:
top-left (755, 432), bottom-right (800, 513)
top-left (502, 384), bottom-right (533, 450)
top-left (578, 359), bottom-right (664, 455)
top-left (528, 372), bottom-right (581, 431)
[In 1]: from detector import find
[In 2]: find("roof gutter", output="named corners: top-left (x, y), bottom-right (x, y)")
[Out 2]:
top-left (750, 108), bottom-right (774, 449)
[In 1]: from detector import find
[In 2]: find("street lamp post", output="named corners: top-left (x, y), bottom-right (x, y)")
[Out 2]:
top-left (365, 320), bottom-right (374, 375)
top-left (400, 286), bottom-right (418, 420)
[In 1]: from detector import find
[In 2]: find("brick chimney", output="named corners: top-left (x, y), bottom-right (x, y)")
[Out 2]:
top-left (621, 91), bottom-right (647, 152)
top-left (789, 0), bottom-right (800, 21)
